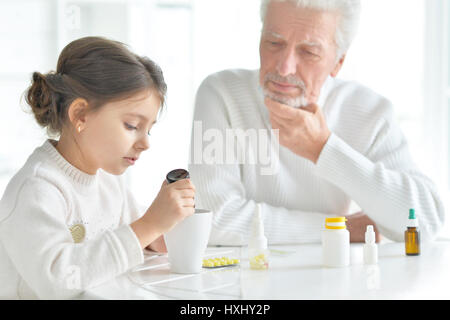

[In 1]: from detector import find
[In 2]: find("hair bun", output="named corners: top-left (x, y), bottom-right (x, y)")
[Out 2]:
top-left (25, 72), bottom-right (60, 134)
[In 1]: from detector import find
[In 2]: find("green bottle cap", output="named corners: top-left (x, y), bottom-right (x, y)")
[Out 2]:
top-left (409, 209), bottom-right (416, 219)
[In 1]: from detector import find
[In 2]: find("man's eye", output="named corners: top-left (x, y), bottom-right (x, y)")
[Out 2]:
top-left (302, 50), bottom-right (318, 57)
top-left (125, 123), bottom-right (137, 130)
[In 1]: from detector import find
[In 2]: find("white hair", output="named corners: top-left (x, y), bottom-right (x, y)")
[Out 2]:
top-left (260, 0), bottom-right (361, 59)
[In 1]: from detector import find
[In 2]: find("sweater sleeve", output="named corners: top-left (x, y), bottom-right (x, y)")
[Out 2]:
top-left (0, 178), bottom-right (144, 299)
top-left (315, 107), bottom-right (445, 242)
top-left (189, 75), bottom-right (327, 245)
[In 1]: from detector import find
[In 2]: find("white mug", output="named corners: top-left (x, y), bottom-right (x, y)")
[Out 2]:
top-left (163, 208), bottom-right (212, 274)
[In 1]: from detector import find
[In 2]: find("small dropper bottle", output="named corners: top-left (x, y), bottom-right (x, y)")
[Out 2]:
top-left (405, 208), bottom-right (420, 256)
top-left (363, 225), bottom-right (378, 264)
top-left (248, 204), bottom-right (269, 270)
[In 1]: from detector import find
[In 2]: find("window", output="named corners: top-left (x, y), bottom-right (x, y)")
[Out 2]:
top-left (0, 0), bottom-right (55, 191)
top-left (422, 0), bottom-right (449, 220)
top-left (447, 1), bottom-right (450, 189)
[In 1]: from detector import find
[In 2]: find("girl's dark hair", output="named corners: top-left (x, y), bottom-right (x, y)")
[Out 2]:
top-left (25, 36), bottom-right (167, 136)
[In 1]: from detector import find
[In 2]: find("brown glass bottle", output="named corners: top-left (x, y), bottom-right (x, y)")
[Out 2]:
top-left (405, 226), bottom-right (420, 256)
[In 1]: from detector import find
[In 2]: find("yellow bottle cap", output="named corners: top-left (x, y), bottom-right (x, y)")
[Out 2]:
top-left (325, 217), bottom-right (348, 230)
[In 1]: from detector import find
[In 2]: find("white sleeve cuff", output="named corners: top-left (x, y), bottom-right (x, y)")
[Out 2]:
top-left (113, 224), bottom-right (144, 271)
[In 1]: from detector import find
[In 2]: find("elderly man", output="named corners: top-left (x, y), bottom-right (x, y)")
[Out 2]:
top-left (189, 0), bottom-right (445, 245)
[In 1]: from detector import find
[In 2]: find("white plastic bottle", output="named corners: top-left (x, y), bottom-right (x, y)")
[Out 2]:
top-left (248, 204), bottom-right (269, 270)
top-left (363, 225), bottom-right (378, 265)
top-left (322, 217), bottom-right (350, 268)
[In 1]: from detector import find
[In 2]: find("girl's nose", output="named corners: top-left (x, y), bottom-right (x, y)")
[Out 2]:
top-left (135, 135), bottom-right (150, 151)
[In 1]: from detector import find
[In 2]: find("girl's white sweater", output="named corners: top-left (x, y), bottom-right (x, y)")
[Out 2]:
top-left (0, 140), bottom-right (144, 299)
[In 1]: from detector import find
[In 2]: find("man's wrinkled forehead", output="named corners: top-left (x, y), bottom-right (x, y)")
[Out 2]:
top-left (262, 1), bottom-right (338, 46)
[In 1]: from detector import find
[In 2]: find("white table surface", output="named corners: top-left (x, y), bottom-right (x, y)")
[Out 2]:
top-left (80, 240), bottom-right (450, 300)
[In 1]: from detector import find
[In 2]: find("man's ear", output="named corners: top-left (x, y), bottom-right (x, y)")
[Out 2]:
top-left (330, 53), bottom-right (346, 78)
top-left (67, 98), bottom-right (89, 132)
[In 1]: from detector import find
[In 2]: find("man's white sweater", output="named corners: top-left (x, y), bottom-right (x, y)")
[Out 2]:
top-left (0, 140), bottom-right (144, 299)
top-left (189, 69), bottom-right (445, 245)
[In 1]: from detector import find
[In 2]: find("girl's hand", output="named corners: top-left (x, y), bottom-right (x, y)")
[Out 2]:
top-left (131, 179), bottom-right (196, 249)
top-left (145, 235), bottom-right (167, 253)
top-left (146, 179), bottom-right (196, 233)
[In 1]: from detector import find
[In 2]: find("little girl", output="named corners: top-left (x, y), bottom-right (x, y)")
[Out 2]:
top-left (0, 37), bottom-right (196, 299)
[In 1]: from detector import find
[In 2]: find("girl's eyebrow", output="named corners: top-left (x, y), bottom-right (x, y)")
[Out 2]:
top-left (124, 112), bottom-right (157, 124)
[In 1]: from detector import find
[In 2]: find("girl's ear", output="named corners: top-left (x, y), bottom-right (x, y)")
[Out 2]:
top-left (67, 98), bottom-right (89, 132)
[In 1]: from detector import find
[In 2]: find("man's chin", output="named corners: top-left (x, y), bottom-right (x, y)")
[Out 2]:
top-left (263, 89), bottom-right (308, 108)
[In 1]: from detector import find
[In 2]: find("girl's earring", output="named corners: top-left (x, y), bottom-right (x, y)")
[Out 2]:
top-left (77, 125), bottom-right (82, 133)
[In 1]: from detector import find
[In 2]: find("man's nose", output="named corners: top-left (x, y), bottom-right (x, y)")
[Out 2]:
top-left (276, 47), bottom-right (297, 77)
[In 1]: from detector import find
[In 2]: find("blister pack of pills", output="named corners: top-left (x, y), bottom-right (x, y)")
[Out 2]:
top-left (202, 257), bottom-right (240, 268)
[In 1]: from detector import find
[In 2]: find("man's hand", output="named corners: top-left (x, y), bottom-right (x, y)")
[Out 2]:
top-left (346, 212), bottom-right (382, 243)
top-left (265, 97), bottom-right (331, 163)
